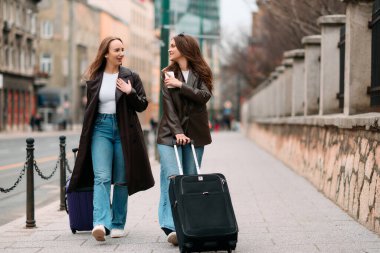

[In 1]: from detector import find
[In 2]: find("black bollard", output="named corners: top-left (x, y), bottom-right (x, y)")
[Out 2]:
top-left (59, 136), bottom-right (66, 211)
top-left (26, 138), bottom-right (36, 228)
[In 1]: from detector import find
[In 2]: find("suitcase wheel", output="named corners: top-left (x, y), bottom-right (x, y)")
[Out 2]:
top-left (71, 229), bottom-right (76, 234)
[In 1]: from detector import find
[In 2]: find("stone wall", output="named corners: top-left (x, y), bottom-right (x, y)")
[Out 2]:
top-left (247, 122), bottom-right (380, 234)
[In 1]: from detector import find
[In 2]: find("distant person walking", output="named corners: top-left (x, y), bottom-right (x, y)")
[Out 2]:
top-left (156, 33), bottom-right (213, 246)
top-left (67, 36), bottom-right (154, 241)
top-left (222, 100), bottom-right (232, 130)
top-left (30, 114), bottom-right (36, 131)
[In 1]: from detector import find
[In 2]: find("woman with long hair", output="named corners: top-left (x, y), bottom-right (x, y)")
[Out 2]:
top-left (156, 33), bottom-right (213, 245)
top-left (68, 36), bottom-right (154, 241)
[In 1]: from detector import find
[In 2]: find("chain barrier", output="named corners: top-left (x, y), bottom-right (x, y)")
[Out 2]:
top-left (65, 159), bottom-right (72, 174)
top-left (33, 158), bottom-right (60, 180)
top-left (0, 155), bottom-right (30, 193)
top-left (0, 136), bottom-right (72, 195)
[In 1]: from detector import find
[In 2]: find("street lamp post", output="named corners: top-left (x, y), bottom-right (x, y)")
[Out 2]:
top-left (236, 74), bottom-right (241, 122)
top-left (199, 0), bottom-right (204, 51)
top-left (68, 0), bottom-right (75, 126)
top-left (159, 0), bottom-right (170, 118)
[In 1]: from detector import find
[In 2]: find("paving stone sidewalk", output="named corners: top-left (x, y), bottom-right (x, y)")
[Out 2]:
top-left (1, 131), bottom-right (380, 253)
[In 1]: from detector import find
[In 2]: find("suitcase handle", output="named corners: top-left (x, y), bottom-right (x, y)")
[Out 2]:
top-left (173, 140), bottom-right (201, 175)
top-left (72, 148), bottom-right (78, 160)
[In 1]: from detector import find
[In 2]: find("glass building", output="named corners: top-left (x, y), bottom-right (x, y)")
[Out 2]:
top-left (155, 0), bottom-right (220, 42)
top-left (155, 0), bottom-right (222, 122)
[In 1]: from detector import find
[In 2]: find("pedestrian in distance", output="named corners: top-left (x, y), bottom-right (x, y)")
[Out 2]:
top-left (156, 33), bottom-right (213, 246)
top-left (67, 36), bottom-right (154, 241)
top-left (30, 114), bottom-right (36, 131)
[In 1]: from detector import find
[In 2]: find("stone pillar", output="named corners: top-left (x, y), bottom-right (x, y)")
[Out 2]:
top-left (302, 35), bottom-right (321, 116)
top-left (257, 87), bottom-right (264, 118)
top-left (282, 57), bottom-right (293, 117)
top-left (269, 72), bottom-right (279, 117)
top-left (342, 0), bottom-right (374, 115)
top-left (317, 15), bottom-right (346, 115)
top-left (257, 80), bottom-right (270, 118)
top-left (268, 79), bottom-right (276, 118)
top-left (284, 49), bottom-right (305, 116)
top-left (251, 85), bottom-right (261, 119)
top-left (275, 66), bottom-right (286, 117)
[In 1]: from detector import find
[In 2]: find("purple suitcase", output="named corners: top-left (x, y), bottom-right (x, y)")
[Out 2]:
top-left (65, 148), bottom-right (93, 234)
top-left (65, 179), bottom-right (93, 234)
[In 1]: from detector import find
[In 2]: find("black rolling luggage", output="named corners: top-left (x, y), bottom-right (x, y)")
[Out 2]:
top-left (169, 143), bottom-right (238, 253)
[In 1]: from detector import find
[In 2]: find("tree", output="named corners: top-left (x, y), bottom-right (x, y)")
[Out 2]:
top-left (224, 0), bottom-right (346, 91)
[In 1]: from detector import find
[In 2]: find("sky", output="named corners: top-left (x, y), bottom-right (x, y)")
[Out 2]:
top-left (219, 0), bottom-right (257, 60)
top-left (220, 0), bottom-right (257, 40)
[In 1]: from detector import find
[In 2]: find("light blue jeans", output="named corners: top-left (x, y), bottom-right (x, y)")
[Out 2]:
top-left (91, 114), bottom-right (128, 230)
top-left (157, 143), bottom-right (204, 231)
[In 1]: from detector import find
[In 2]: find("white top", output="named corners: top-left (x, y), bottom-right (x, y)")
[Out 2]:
top-left (182, 70), bottom-right (189, 83)
top-left (98, 72), bottom-right (118, 114)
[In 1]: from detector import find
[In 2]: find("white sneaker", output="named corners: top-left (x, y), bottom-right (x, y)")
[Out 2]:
top-left (92, 225), bottom-right (106, 241)
top-left (110, 229), bottom-right (127, 238)
top-left (167, 232), bottom-right (178, 246)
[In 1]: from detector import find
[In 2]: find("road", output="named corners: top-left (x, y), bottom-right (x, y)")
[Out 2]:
top-left (0, 133), bottom-right (80, 226)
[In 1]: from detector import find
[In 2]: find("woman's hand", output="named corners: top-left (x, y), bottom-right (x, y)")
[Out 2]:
top-left (175, 133), bottom-right (190, 145)
top-left (117, 78), bottom-right (132, 94)
top-left (164, 76), bottom-right (182, 89)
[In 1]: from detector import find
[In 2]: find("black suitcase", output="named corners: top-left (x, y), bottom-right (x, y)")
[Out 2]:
top-left (169, 143), bottom-right (238, 253)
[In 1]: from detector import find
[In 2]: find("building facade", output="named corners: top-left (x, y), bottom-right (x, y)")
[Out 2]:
top-left (88, 0), bottom-right (158, 127)
top-left (0, 0), bottom-right (40, 131)
top-left (37, 0), bottom-right (101, 129)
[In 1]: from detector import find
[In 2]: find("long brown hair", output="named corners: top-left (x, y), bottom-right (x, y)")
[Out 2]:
top-left (164, 34), bottom-right (213, 93)
top-left (85, 36), bottom-right (123, 80)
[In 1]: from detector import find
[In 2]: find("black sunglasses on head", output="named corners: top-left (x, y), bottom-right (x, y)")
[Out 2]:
top-left (178, 32), bottom-right (185, 37)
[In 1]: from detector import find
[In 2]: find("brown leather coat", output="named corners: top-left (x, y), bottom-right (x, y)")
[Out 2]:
top-left (156, 69), bottom-right (212, 147)
top-left (67, 66), bottom-right (154, 195)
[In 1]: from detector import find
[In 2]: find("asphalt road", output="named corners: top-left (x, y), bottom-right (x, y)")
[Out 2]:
top-left (0, 133), bottom-right (80, 226)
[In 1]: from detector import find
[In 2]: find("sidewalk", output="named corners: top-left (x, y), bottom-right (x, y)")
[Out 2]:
top-left (0, 126), bottom-right (82, 140)
top-left (1, 132), bottom-right (380, 253)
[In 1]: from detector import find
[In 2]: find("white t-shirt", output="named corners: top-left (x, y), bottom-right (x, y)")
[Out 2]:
top-left (98, 72), bottom-right (118, 114)
top-left (182, 70), bottom-right (189, 83)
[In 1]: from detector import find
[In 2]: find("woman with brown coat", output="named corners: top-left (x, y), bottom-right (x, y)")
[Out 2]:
top-left (67, 36), bottom-right (154, 241)
top-left (156, 33), bottom-right (213, 245)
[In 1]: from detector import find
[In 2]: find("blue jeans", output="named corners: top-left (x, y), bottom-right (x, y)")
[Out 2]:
top-left (157, 143), bottom-right (204, 231)
top-left (91, 114), bottom-right (128, 230)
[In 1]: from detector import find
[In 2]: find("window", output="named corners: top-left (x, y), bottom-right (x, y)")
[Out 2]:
top-left (5, 48), bottom-right (9, 67)
top-left (15, 4), bottom-right (21, 27)
top-left (41, 20), bottom-right (53, 38)
top-left (26, 9), bottom-right (32, 32)
top-left (20, 49), bottom-right (25, 72)
top-left (80, 59), bottom-right (88, 75)
top-left (62, 58), bottom-right (68, 76)
top-left (9, 1), bottom-right (13, 24)
top-left (31, 50), bottom-right (35, 73)
top-left (40, 53), bottom-right (52, 74)
top-left (2, 1), bottom-right (7, 20)
top-left (31, 13), bottom-right (36, 34)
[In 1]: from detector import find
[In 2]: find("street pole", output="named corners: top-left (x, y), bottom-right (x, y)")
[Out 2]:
top-left (199, 0), bottom-right (204, 52)
top-left (159, 0), bottom-right (170, 118)
top-left (68, 0), bottom-right (75, 127)
top-left (236, 75), bottom-right (241, 122)
top-left (0, 75), bottom-right (3, 131)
